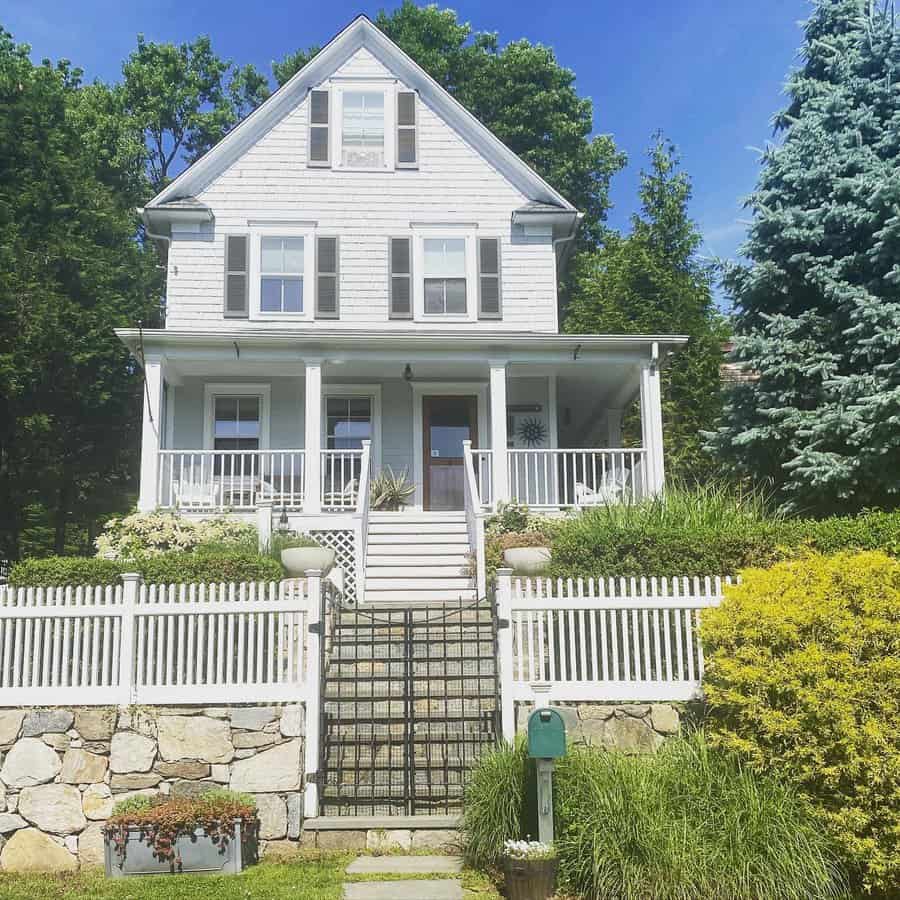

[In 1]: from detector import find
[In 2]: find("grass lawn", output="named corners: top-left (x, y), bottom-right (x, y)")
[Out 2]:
top-left (0, 854), bottom-right (503, 899)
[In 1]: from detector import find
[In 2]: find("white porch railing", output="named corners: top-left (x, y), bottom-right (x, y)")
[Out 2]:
top-left (157, 450), bottom-right (306, 512)
top-left (472, 449), bottom-right (493, 509)
top-left (462, 441), bottom-right (487, 599)
top-left (353, 441), bottom-right (372, 603)
top-left (507, 448), bottom-right (649, 508)
top-left (321, 449), bottom-right (364, 510)
top-left (495, 570), bottom-right (733, 740)
top-left (0, 574), bottom-right (321, 706)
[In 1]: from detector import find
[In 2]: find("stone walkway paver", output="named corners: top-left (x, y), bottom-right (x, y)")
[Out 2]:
top-left (343, 855), bottom-right (464, 900)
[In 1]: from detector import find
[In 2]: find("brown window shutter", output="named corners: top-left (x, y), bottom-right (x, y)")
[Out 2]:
top-left (316, 236), bottom-right (339, 319)
top-left (224, 234), bottom-right (249, 318)
top-left (389, 237), bottom-right (413, 318)
top-left (478, 237), bottom-right (501, 319)
top-left (396, 91), bottom-right (417, 167)
top-left (309, 90), bottom-right (330, 166)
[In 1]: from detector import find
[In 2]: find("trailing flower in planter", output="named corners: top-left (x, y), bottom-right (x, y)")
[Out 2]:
top-left (502, 840), bottom-right (558, 900)
top-left (103, 790), bottom-right (259, 877)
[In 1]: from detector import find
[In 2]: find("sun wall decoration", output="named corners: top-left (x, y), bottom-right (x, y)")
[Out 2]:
top-left (517, 417), bottom-right (547, 447)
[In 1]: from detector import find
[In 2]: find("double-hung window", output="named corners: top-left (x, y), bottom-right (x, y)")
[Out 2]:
top-left (423, 238), bottom-right (467, 315)
top-left (342, 91), bottom-right (385, 169)
top-left (260, 237), bottom-right (304, 313)
top-left (213, 397), bottom-right (261, 452)
top-left (326, 398), bottom-right (373, 450)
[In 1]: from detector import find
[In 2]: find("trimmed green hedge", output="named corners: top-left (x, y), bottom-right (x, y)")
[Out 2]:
top-left (8, 550), bottom-right (284, 588)
top-left (548, 508), bottom-right (900, 578)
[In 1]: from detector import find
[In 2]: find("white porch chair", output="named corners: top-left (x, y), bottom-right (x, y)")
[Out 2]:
top-left (322, 478), bottom-right (359, 509)
top-left (174, 480), bottom-right (221, 509)
top-left (574, 467), bottom-right (631, 507)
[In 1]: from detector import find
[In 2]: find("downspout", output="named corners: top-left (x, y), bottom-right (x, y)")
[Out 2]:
top-left (138, 207), bottom-right (170, 270)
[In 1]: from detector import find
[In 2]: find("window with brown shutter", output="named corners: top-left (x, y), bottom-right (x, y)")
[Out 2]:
top-left (308, 89), bottom-right (330, 166)
top-left (316, 236), bottom-right (339, 319)
top-left (389, 237), bottom-right (412, 319)
top-left (478, 237), bottom-right (501, 319)
top-left (224, 234), bottom-right (249, 318)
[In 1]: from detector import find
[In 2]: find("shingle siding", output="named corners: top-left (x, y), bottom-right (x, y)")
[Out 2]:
top-left (164, 47), bottom-right (558, 333)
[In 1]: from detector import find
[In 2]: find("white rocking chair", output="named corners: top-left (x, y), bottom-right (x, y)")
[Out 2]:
top-left (575, 467), bottom-right (630, 507)
top-left (322, 478), bottom-right (359, 509)
top-left (174, 480), bottom-right (221, 509)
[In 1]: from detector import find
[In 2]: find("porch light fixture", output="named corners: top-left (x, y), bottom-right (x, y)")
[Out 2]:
top-left (278, 506), bottom-right (289, 529)
top-left (403, 364), bottom-right (413, 382)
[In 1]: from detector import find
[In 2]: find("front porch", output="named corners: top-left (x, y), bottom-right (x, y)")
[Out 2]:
top-left (129, 331), bottom-right (680, 520)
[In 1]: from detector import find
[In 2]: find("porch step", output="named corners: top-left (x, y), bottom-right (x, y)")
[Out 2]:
top-left (365, 544), bottom-right (470, 558)
top-left (368, 522), bottom-right (468, 536)
top-left (363, 565), bottom-right (469, 579)
top-left (365, 556), bottom-right (469, 569)
top-left (362, 589), bottom-right (477, 604)
top-left (367, 532), bottom-right (469, 546)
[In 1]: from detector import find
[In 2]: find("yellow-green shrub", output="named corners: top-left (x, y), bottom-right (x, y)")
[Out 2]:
top-left (701, 552), bottom-right (900, 896)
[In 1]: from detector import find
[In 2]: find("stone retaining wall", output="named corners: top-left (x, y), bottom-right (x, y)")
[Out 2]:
top-left (0, 704), bottom-right (305, 872)
top-left (515, 702), bottom-right (683, 752)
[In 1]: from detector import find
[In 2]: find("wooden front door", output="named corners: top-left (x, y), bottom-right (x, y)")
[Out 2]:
top-left (423, 396), bottom-right (478, 511)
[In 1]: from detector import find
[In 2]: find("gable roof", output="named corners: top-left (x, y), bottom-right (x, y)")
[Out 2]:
top-left (147, 15), bottom-right (578, 213)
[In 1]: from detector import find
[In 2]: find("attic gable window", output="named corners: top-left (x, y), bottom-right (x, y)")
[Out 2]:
top-left (341, 91), bottom-right (385, 169)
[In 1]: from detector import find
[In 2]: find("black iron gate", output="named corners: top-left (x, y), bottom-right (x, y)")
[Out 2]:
top-left (319, 595), bottom-right (499, 816)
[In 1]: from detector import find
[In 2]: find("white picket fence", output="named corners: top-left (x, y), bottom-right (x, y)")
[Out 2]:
top-left (495, 570), bottom-right (734, 740)
top-left (0, 574), bottom-right (322, 707)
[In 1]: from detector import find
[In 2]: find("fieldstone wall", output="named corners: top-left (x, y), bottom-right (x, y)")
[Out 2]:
top-left (515, 702), bottom-right (682, 752)
top-left (0, 704), bottom-right (305, 872)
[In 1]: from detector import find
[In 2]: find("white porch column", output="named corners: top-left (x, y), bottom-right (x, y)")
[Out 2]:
top-left (303, 360), bottom-right (323, 514)
top-left (639, 345), bottom-right (665, 494)
top-left (138, 357), bottom-right (164, 511)
top-left (489, 362), bottom-right (509, 505)
top-left (606, 408), bottom-right (623, 447)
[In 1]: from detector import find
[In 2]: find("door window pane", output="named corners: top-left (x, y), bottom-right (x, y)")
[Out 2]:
top-left (428, 398), bottom-right (473, 458)
top-left (326, 397), bottom-right (372, 450)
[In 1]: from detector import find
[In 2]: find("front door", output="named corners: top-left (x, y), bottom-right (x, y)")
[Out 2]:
top-left (423, 396), bottom-right (478, 510)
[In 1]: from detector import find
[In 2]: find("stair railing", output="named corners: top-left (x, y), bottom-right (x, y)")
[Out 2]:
top-left (353, 440), bottom-right (372, 605)
top-left (463, 440), bottom-right (487, 599)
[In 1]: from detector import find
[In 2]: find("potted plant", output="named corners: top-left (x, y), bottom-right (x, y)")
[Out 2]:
top-left (103, 790), bottom-right (258, 878)
top-left (275, 531), bottom-right (335, 577)
top-left (500, 532), bottom-right (552, 575)
top-left (370, 466), bottom-right (416, 511)
top-left (501, 839), bottom-right (557, 900)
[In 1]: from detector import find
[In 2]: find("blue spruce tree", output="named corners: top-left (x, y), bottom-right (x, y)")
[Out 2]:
top-left (710, 0), bottom-right (900, 513)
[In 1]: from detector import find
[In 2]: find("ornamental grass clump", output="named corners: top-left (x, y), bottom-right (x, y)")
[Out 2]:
top-left (554, 734), bottom-right (846, 900)
top-left (702, 551), bottom-right (900, 896)
top-left (105, 790), bottom-right (257, 869)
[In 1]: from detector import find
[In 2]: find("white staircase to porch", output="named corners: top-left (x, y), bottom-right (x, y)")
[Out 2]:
top-left (363, 512), bottom-right (477, 604)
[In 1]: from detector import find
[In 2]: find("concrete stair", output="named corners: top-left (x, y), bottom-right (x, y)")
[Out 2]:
top-left (363, 512), bottom-right (476, 604)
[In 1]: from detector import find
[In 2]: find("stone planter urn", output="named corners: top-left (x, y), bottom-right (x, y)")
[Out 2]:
top-left (502, 857), bottom-right (558, 900)
top-left (104, 820), bottom-right (257, 877)
top-left (503, 546), bottom-right (551, 575)
top-left (281, 547), bottom-right (335, 577)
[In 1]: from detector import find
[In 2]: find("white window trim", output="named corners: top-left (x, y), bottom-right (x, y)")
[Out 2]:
top-left (322, 384), bottom-right (383, 468)
top-left (203, 383), bottom-right (272, 450)
top-left (331, 81), bottom-right (396, 173)
top-left (248, 225), bottom-right (315, 322)
top-left (411, 225), bottom-right (478, 323)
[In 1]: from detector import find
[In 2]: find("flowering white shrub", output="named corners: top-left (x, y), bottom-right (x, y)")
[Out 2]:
top-left (95, 512), bottom-right (256, 559)
top-left (502, 839), bottom-right (556, 860)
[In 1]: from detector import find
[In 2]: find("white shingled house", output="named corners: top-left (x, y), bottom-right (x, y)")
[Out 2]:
top-left (119, 14), bottom-right (685, 605)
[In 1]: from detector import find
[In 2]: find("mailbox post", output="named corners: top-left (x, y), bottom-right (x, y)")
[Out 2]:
top-left (527, 708), bottom-right (566, 844)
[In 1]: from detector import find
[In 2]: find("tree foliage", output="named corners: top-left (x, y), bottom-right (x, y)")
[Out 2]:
top-left (709, 0), bottom-right (900, 513)
top-left (564, 136), bottom-right (728, 479)
top-left (273, 2), bottom-right (625, 243)
top-left (0, 28), bottom-right (159, 560)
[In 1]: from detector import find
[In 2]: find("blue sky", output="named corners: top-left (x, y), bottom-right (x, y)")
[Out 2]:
top-left (5, 0), bottom-right (810, 298)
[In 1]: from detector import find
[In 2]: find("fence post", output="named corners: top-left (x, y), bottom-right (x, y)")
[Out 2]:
top-left (119, 573), bottom-right (141, 705)
top-left (496, 567), bottom-right (516, 742)
top-left (256, 499), bottom-right (273, 552)
top-left (303, 569), bottom-right (323, 819)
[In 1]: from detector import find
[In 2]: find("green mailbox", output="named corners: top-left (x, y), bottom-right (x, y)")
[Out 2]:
top-left (527, 708), bottom-right (566, 759)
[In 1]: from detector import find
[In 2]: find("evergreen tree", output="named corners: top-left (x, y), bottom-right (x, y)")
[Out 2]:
top-left (565, 136), bottom-right (727, 481)
top-left (709, 0), bottom-right (900, 513)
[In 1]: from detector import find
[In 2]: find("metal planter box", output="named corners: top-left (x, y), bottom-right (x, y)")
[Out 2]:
top-left (104, 820), bottom-right (258, 878)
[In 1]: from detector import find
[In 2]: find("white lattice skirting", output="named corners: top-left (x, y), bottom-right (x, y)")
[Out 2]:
top-left (311, 529), bottom-right (357, 603)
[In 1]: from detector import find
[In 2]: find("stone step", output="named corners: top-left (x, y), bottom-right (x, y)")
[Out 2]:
top-left (343, 879), bottom-right (463, 899)
top-left (346, 856), bottom-right (463, 876)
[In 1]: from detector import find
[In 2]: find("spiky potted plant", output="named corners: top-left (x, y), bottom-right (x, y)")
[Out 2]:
top-left (501, 840), bottom-right (557, 900)
top-left (370, 467), bottom-right (416, 511)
